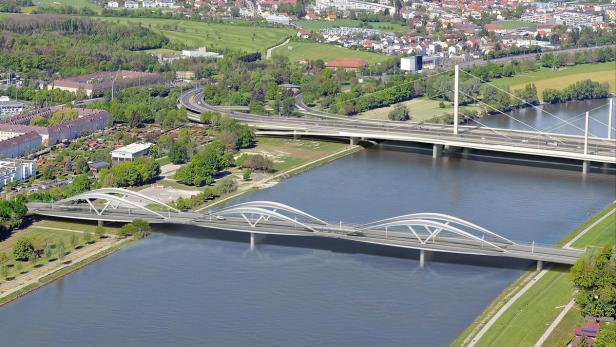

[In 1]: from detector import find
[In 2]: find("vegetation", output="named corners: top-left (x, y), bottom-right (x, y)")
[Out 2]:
top-left (0, 198), bottom-right (28, 231)
top-left (594, 322), bottom-right (616, 347)
top-left (175, 141), bottom-right (226, 186)
top-left (542, 80), bottom-right (610, 104)
top-left (119, 219), bottom-right (151, 239)
top-left (387, 104), bottom-right (410, 121)
top-left (570, 246), bottom-right (616, 318)
top-left (12, 238), bottom-right (35, 261)
top-left (99, 157), bottom-right (160, 187)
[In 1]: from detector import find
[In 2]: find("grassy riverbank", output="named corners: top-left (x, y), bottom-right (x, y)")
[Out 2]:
top-left (453, 203), bottom-right (616, 346)
top-left (0, 219), bottom-right (131, 305)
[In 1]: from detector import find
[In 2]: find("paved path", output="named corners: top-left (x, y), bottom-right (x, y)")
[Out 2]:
top-left (266, 38), bottom-right (290, 59)
top-left (534, 298), bottom-right (576, 347)
top-left (468, 268), bottom-right (550, 346)
top-left (0, 237), bottom-right (125, 301)
top-left (468, 206), bottom-right (615, 346)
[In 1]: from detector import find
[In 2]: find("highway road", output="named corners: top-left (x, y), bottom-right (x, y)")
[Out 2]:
top-left (179, 88), bottom-right (616, 164)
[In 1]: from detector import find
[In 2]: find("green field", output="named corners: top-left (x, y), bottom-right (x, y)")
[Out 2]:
top-left (456, 204), bottom-right (616, 347)
top-left (33, 0), bottom-right (101, 10)
top-left (492, 62), bottom-right (616, 100)
top-left (296, 19), bottom-right (409, 33)
top-left (272, 41), bottom-right (389, 64)
top-left (96, 17), bottom-right (294, 53)
top-left (492, 20), bottom-right (537, 30)
top-left (357, 98), bottom-right (479, 122)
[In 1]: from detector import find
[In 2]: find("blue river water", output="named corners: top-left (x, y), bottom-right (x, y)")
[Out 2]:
top-left (1, 100), bottom-right (615, 346)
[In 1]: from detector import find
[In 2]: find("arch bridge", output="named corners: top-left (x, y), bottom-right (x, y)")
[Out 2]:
top-left (27, 191), bottom-right (583, 267)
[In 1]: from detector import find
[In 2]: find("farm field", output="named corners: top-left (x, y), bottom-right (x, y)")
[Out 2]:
top-left (492, 62), bottom-right (616, 100)
top-left (96, 17), bottom-right (294, 53)
top-left (272, 41), bottom-right (389, 64)
top-left (33, 0), bottom-right (101, 10)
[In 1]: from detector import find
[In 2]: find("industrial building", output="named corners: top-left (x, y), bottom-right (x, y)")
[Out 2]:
top-left (0, 96), bottom-right (24, 117)
top-left (111, 142), bottom-right (152, 162)
top-left (49, 71), bottom-right (161, 97)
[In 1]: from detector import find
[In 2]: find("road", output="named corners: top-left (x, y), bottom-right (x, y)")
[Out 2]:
top-left (180, 88), bottom-right (616, 164)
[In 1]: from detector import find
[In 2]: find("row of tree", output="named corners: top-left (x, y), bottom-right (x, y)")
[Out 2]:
top-left (543, 80), bottom-right (610, 104)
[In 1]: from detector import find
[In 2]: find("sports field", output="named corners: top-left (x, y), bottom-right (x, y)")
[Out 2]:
top-left (357, 98), bottom-right (480, 122)
top-left (492, 62), bottom-right (616, 100)
top-left (272, 41), bottom-right (389, 64)
top-left (96, 17), bottom-right (294, 53)
top-left (33, 0), bottom-right (101, 9)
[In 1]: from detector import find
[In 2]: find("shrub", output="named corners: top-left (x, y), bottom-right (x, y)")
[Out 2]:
top-left (13, 238), bottom-right (35, 261)
top-left (216, 177), bottom-right (237, 195)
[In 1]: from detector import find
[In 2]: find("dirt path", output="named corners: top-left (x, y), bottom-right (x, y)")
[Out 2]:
top-left (266, 38), bottom-right (290, 59)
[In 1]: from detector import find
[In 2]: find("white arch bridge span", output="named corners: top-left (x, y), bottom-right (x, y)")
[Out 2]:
top-left (27, 188), bottom-right (583, 268)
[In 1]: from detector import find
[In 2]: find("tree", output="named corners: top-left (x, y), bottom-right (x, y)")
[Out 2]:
top-left (216, 177), bottom-right (237, 195)
top-left (388, 104), bottom-right (410, 121)
top-left (56, 242), bottom-right (66, 261)
top-left (169, 142), bottom-right (189, 164)
top-left (0, 252), bottom-right (8, 266)
top-left (243, 169), bottom-right (252, 181)
top-left (594, 321), bottom-right (616, 347)
top-left (44, 244), bottom-right (53, 261)
top-left (13, 238), bottom-right (35, 261)
top-left (570, 246), bottom-right (616, 318)
top-left (119, 223), bottom-right (137, 237)
top-left (131, 219), bottom-right (151, 239)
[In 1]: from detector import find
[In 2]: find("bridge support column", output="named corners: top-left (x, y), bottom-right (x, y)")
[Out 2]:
top-left (536, 260), bottom-right (543, 271)
top-left (293, 132), bottom-right (301, 140)
top-left (250, 232), bottom-right (256, 250)
top-left (582, 160), bottom-right (590, 175)
top-left (97, 220), bottom-right (103, 227)
top-left (419, 249), bottom-right (425, 269)
top-left (432, 144), bottom-right (442, 158)
top-left (350, 137), bottom-right (359, 145)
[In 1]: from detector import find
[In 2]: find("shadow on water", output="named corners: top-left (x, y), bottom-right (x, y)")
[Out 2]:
top-left (380, 141), bottom-right (616, 174)
top-left (154, 223), bottom-right (535, 271)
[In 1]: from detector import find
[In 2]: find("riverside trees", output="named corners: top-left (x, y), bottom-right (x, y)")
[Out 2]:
top-left (570, 246), bottom-right (616, 318)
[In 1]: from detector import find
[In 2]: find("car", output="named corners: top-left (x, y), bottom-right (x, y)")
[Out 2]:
top-left (215, 216), bottom-right (226, 221)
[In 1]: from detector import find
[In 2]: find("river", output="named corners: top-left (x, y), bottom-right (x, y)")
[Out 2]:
top-left (0, 102), bottom-right (615, 346)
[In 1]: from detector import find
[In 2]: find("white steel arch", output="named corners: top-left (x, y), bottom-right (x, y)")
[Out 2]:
top-left (361, 213), bottom-right (515, 245)
top-left (55, 191), bottom-right (172, 220)
top-left (89, 187), bottom-right (180, 213)
top-left (212, 206), bottom-right (324, 232)
top-left (218, 201), bottom-right (329, 225)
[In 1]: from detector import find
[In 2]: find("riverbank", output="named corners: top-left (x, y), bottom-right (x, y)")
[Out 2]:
top-left (0, 220), bottom-right (133, 306)
top-left (453, 202), bottom-right (616, 346)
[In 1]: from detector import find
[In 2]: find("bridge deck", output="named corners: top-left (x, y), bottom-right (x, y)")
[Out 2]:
top-left (28, 203), bottom-right (583, 265)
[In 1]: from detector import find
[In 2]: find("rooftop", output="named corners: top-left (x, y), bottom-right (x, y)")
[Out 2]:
top-left (111, 142), bottom-right (152, 155)
top-left (325, 58), bottom-right (369, 69)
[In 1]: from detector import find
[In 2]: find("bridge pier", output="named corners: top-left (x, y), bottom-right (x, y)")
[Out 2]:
top-left (432, 144), bottom-right (443, 158)
top-left (582, 160), bottom-right (590, 175)
top-left (97, 220), bottom-right (103, 227)
top-left (537, 260), bottom-right (544, 271)
top-left (420, 249), bottom-right (425, 268)
top-left (293, 132), bottom-right (301, 140)
top-left (350, 137), bottom-right (359, 145)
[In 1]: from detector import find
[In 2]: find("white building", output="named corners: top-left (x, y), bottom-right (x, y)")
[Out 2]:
top-left (315, 0), bottom-right (395, 15)
top-left (111, 142), bottom-right (152, 162)
top-left (0, 159), bottom-right (36, 188)
top-left (157, 0), bottom-right (175, 7)
top-left (143, 0), bottom-right (156, 7)
top-left (181, 47), bottom-right (223, 59)
top-left (266, 14), bottom-right (291, 25)
top-left (0, 97), bottom-right (24, 117)
top-left (124, 0), bottom-right (138, 8)
top-left (107, 1), bottom-right (119, 7)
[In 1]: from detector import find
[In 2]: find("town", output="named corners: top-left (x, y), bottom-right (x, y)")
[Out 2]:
top-left (0, 1), bottom-right (614, 346)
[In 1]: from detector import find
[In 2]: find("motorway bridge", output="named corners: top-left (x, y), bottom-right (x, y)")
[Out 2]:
top-left (179, 88), bottom-right (616, 173)
top-left (28, 188), bottom-right (584, 268)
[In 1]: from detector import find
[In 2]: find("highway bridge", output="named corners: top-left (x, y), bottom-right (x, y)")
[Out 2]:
top-left (179, 88), bottom-right (616, 173)
top-left (27, 188), bottom-right (584, 268)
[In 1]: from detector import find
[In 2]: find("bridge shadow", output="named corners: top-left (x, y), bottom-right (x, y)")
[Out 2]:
top-left (154, 224), bottom-right (534, 271)
top-left (380, 141), bottom-right (616, 174)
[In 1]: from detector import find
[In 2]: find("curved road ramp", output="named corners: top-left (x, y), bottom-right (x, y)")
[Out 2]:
top-left (27, 188), bottom-right (583, 267)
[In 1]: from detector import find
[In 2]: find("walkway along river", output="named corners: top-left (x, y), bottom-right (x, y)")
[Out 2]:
top-left (0, 103), bottom-right (615, 346)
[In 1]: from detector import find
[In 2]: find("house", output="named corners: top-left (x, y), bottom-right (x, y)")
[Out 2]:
top-left (0, 159), bottom-right (36, 188)
top-left (325, 58), bottom-right (368, 71)
top-left (143, 0), bottom-right (157, 7)
top-left (572, 321), bottom-right (600, 346)
top-left (107, 1), bottom-right (119, 7)
top-left (111, 143), bottom-right (152, 162)
top-left (297, 29), bottom-right (310, 39)
top-left (157, 0), bottom-right (175, 7)
top-left (124, 0), bottom-right (138, 8)
top-left (88, 161), bottom-right (110, 174)
top-left (0, 97), bottom-right (24, 117)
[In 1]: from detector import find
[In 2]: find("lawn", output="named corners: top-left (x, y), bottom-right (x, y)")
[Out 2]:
top-left (296, 19), bottom-right (409, 33)
top-left (96, 17), bottom-right (294, 53)
top-left (272, 41), bottom-right (390, 64)
top-left (492, 62), bottom-right (616, 100)
top-left (492, 20), bottom-right (537, 30)
top-left (357, 98), bottom-right (479, 123)
top-left (250, 136), bottom-right (349, 172)
top-left (460, 203), bottom-right (616, 347)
